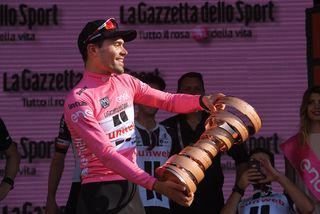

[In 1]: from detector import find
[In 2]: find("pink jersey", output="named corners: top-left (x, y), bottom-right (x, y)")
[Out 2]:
top-left (63, 71), bottom-right (203, 190)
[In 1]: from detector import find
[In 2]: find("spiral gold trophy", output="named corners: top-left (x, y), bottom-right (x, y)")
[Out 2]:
top-left (155, 96), bottom-right (262, 194)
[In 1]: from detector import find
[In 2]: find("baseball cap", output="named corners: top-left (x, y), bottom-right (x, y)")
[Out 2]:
top-left (77, 18), bottom-right (137, 57)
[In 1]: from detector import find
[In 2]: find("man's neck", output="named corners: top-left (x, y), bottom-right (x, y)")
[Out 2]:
top-left (185, 111), bottom-right (203, 130)
top-left (85, 63), bottom-right (114, 75)
top-left (136, 114), bottom-right (156, 131)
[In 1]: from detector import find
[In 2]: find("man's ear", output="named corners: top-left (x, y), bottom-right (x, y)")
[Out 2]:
top-left (87, 43), bottom-right (98, 57)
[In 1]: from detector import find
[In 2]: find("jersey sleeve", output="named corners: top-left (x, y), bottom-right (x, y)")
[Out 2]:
top-left (64, 94), bottom-right (156, 190)
top-left (0, 118), bottom-right (14, 151)
top-left (55, 114), bottom-right (72, 154)
top-left (131, 76), bottom-right (204, 113)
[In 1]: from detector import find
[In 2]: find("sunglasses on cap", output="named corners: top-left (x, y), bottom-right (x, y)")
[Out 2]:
top-left (83, 18), bottom-right (118, 44)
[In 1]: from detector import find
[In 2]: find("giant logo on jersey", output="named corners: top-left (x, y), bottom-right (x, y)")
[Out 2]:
top-left (116, 92), bottom-right (129, 103)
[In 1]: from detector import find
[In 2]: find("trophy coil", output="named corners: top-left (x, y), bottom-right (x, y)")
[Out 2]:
top-left (156, 95), bottom-right (262, 194)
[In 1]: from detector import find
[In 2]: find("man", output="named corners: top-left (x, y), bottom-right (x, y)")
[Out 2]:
top-left (63, 18), bottom-right (223, 213)
top-left (0, 117), bottom-right (21, 201)
top-left (134, 71), bottom-right (178, 214)
top-left (46, 114), bottom-right (81, 214)
top-left (220, 148), bottom-right (314, 214)
top-left (161, 72), bottom-right (249, 214)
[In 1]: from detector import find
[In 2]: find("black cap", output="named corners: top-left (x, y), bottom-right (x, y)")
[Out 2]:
top-left (77, 19), bottom-right (137, 58)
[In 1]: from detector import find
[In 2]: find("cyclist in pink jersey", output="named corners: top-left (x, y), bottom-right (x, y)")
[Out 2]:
top-left (63, 18), bottom-right (224, 214)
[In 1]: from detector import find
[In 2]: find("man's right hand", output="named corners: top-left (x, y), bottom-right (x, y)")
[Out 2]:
top-left (153, 180), bottom-right (194, 207)
top-left (237, 168), bottom-right (264, 190)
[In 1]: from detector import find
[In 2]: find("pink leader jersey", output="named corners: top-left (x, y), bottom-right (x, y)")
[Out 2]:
top-left (64, 71), bottom-right (204, 190)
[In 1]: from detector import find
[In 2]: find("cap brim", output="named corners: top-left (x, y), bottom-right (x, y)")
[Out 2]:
top-left (102, 30), bottom-right (137, 42)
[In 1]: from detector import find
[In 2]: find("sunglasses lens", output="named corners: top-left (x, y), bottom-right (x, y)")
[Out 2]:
top-left (84, 18), bottom-right (118, 44)
top-left (105, 19), bottom-right (118, 30)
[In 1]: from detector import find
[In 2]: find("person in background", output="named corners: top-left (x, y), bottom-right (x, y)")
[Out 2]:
top-left (0, 117), bottom-right (21, 201)
top-left (220, 147), bottom-right (314, 214)
top-left (281, 86), bottom-right (320, 213)
top-left (46, 114), bottom-right (81, 214)
top-left (63, 18), bottom-right (224, 213)
top-left (134, 71), bottom-right (177, 214)
top-left (161, 72), bottom-right (249, 214)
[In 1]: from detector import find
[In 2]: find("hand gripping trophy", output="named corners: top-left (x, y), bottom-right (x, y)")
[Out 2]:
top-left (156, 96), bottom-right (262, 195)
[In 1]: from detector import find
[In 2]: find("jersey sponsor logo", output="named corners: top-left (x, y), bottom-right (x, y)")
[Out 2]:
top-left (159, 133), bottom-right (171, 145)
top-left (68, 101), bottom-right (87, 109)
top-left (80, 158), bottom-right (88, 166)
top-left (116, 91), bottom-right (129, 103)
top-left (99, 97), bottom-right (110, 108)
top-left (112, 111), bottom-right (128, 127)
top-left (74, 138), bottom-right (86, 152)
top-left (81, 167), bottom-right (88, 176)
top-left (108, 123), bottom-right (135, 139)
top-left (103, 103), bottom-right (128, 118)
top-left (76, 86), bottom-right (87, 95)
top-left (56, 138), bottom-right (71, 147)
top-left (137, 150), bottom-right (170, 157)
top-left (71, 109), bottom-right (93, 122)
top-left (115, 137), bottom-right (132, 146)
top-left (240, 195), bottom-right (286, 207)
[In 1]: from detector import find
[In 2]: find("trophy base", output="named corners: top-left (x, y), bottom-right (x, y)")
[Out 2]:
top-left (156, 164), bottom-right (197, 194)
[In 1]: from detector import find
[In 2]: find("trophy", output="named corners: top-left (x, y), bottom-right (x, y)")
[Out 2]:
top-left (155, 96), bottom-right (262, 194)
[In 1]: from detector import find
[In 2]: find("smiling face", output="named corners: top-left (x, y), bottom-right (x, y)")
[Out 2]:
top-left (307, 92), bottom-right (320, 122)
top-left (88, 37), bottom-right (128, 74)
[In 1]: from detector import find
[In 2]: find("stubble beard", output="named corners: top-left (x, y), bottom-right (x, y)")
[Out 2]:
top-left (108, 66), bottom-right (124, 75)
top-left (113, 63), bottom-right (125, 75)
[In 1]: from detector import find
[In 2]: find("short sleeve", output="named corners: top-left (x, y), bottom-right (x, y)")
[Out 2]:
top-left (0, 118), bottom-right (13, 151)
top-left (55, 114), bottom-right (72, 154)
